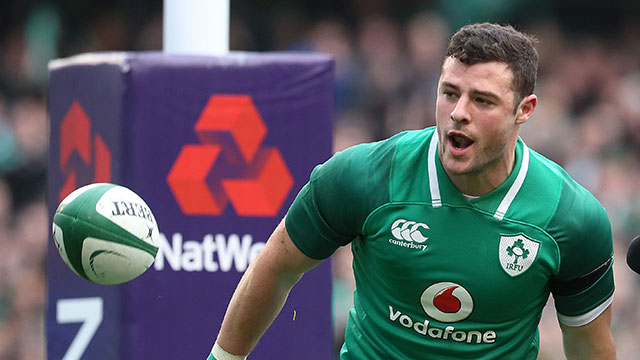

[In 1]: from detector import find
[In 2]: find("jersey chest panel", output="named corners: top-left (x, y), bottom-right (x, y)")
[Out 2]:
top-left (355, 202), bottom-right (558, 327)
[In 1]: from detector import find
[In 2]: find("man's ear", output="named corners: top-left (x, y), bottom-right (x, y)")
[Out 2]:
top-left (515, 94), bottom-right (537, 125)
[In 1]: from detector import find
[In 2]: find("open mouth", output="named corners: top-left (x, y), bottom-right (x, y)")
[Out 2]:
top-left (448, 133), bottom-right (474, 150)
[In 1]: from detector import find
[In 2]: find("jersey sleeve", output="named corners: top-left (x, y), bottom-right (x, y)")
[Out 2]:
top-left (286, 137), bottom-right (398, 260)
top-left (548, 180), bottom-right (614, 327)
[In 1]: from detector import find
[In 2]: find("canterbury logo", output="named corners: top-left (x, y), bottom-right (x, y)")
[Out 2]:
top-left (391, 219), bottom-right (429, 243)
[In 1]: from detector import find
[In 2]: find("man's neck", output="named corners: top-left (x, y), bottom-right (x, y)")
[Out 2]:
top-left (446, 142), bottom-right (517, 197)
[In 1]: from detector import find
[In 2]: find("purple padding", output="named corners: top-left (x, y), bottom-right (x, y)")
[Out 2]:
top-left (47, 52), bottom-right (334, 360)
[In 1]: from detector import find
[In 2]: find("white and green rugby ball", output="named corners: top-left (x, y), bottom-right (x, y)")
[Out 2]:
top-left (52, 183), bottom-right (160, 285)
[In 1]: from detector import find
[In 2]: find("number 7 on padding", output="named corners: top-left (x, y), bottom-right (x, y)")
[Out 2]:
top-left (57, 297), bottom-right (104, 360)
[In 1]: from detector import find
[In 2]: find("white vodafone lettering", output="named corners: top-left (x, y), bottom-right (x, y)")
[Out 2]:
top-left (388, 306), bottom-right (496, 344)
top-left (153, 232), bottom-right (265, 273)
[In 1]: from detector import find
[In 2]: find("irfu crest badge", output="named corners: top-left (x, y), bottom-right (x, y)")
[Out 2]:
top-left (499, 235), bottom-right (540, 277)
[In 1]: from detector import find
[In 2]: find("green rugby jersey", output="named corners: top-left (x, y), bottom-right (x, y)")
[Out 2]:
top-left (286, 127), bottom-right (614, 359)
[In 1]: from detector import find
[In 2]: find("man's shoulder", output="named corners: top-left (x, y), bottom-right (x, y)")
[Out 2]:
top-left (341, 128), bottom-right (432, 156)
top-left (308, 129), bottom-right (426, 197)
top-left (527, 148), bottom-right (601, 208)
top-left (525, 147), bottom-right (610, 237)
top-left (329, 128), bottom-right (433, 172)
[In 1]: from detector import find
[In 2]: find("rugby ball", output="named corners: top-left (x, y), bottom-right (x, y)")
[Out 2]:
top-left (52, 183), bottom-right (159, 285)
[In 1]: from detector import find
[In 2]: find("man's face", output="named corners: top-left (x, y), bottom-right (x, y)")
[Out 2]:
top-left (435, 57), bottom-right (526, 182)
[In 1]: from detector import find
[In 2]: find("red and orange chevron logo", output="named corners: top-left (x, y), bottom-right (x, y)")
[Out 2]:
top-left (58, 101), bottom-right (112, 202)
top-left (167, 95), bottom-right (294, 217)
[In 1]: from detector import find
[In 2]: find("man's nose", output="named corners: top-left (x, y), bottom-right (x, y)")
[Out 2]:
top-left (450, 97), bottom-right (471, 123)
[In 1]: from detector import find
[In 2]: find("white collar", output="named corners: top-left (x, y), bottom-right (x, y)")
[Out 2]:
top-left (427, 131), bottom-right (530, 221)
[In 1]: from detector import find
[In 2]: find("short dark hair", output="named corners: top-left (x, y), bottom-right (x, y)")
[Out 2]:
top-left (445, 23), bottom-right (538, 104)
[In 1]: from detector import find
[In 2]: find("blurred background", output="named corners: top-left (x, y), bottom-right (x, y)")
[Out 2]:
top-left (1, 0), bottom-right (640, 359)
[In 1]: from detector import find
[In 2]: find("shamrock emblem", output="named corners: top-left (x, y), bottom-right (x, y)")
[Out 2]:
top-left (506, 239), bottom-right (529, 265)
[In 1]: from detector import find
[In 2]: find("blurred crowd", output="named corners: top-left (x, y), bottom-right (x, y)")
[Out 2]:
top-left (1, 1), bottom-right (640, 359)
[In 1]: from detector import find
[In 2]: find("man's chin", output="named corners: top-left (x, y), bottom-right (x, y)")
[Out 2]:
top-left (441, 157), bottom-right (474, 176)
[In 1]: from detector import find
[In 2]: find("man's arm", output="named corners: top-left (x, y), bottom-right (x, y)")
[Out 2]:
top-left (560, 305), bottom-right (616, 359)
top-left (212, 217), bottom-right (322, 357)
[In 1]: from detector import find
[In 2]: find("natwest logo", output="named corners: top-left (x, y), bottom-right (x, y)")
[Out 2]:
top-left (58, 101), bottom-right (112, 202)
top-left (154, 232), bottom-right (265, 273)
top-left (167, 95), bottom-right (293, 217)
